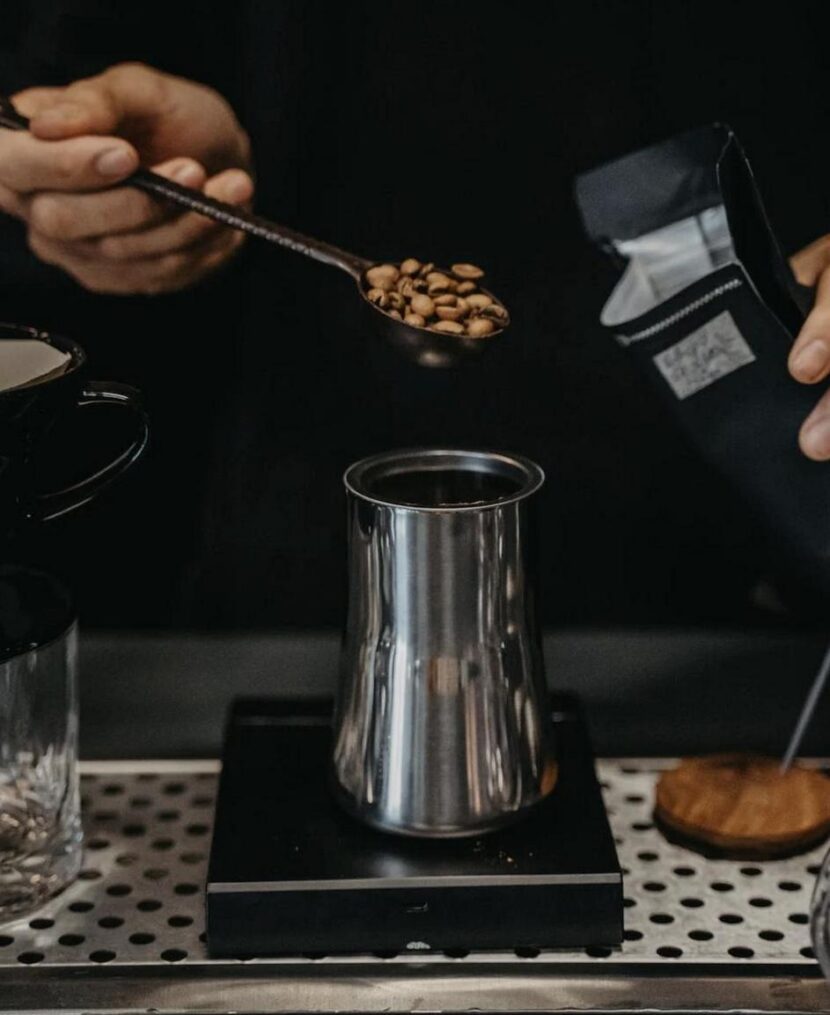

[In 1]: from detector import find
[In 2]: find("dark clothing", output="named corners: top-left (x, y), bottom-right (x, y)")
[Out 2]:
top-left (2, 1), bottom-right (829, 629)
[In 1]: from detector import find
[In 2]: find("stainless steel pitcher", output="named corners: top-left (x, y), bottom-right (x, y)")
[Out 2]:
top-left (332, 449), bottom-right (557, 838)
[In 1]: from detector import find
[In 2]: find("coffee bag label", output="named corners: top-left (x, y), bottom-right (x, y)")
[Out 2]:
top-left (652, 310), bottom-right (755, 400)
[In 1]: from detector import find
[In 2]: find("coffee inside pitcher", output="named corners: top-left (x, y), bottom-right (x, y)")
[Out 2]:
top-left (0, 339), bottom-right (72, 393)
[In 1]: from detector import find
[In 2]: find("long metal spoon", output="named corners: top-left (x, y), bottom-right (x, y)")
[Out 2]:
top-left (0, 96), bottom-right (508, 368)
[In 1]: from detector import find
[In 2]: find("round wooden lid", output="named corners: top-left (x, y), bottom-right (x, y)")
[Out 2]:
top-left (655, 754), bottom-right (830, 857)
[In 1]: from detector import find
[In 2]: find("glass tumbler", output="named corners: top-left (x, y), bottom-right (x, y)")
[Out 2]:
top-left (0, 566), bottom-right (82, 921)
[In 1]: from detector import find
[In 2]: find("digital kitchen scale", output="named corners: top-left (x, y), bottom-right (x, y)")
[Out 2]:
top-left (207, 696), bottom-right (623, 957)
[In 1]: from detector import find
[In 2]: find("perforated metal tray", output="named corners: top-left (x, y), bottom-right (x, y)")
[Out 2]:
top-left (1, 759), bottom-right (829, 1014)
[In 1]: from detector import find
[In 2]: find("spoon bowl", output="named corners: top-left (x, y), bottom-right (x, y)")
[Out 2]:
top-left (356, 265), bottom-right (509, 368)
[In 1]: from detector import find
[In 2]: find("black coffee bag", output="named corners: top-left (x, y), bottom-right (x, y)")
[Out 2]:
top-left (575, 124), bottom-right (830, 597)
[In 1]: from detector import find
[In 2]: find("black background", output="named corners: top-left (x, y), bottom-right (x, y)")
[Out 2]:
top-left (2, 0), bottom-right (829, 631)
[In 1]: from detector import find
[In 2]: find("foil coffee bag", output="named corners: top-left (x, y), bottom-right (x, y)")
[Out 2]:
top-left (575, 124), bottom-right (830, 596)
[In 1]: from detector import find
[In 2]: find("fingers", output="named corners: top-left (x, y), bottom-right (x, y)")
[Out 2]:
top-left (790, 234), bottom-right (830, 288)
top-left (12, 87), bottom-right (66, 119)
top-left (25, 163), bottom-right (251, 296)
top-left (789, 239), bottom-right (830, 384)
top-left (96, 168), bottom-right (252, 259)
top-left (29, 226), bottom-right (243, 295)
top-left (0, 128), bottom-right (138, 193)
top-left (27, 63), bottom-right (168, 141)
top-left (800, 386), bottom-right (830, 460)
top-left (26, 158), bottom-right (206, 241)
top-left (0, 180), bottom-right (25, 218)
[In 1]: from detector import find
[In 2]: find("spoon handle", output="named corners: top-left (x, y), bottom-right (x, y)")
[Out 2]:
top-left (130, 168), bottom-right (369, 277)
top-left (0, 95), bottom-right (370, 280)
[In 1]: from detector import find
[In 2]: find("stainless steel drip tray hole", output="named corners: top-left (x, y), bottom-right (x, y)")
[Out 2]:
top-left (0, 758), bottom-right (823, 970)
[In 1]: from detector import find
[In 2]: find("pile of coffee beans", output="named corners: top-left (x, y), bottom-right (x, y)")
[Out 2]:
top-left (363, 260), bottom-right (508, 337)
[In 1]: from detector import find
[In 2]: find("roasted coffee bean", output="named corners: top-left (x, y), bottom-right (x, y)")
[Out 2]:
top-left (410, 293), bottom-right (435, 317)
top-left (465, 293), bottom-right (492, 311)
top-left (480, 303), bottom-right (508, 322)
top-left (427, 280), bottom-right (452, 296)
top-left (436, 296), bottom-right (469, 322)
top-left (366, 264), bottom-right (400, 288)
top-left (436, 306), bottom-right (465, 322)
top-left (364, 259), bottom-right (507, 338)
top-left (466, 317), bottom-right (495, 337)
top-left (452, 263), bottom-right (484, 280)
top-left (432, 319), bottom-right (465, 335)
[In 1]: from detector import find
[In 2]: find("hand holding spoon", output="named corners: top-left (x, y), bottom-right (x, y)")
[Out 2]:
top-left (0, 96), bottom-right (509, 368)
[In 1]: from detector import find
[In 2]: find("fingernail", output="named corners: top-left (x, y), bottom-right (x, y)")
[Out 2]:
top-left (792, 340), bottom-right (828, 381)
top-left (802, 417), bottom-right (830, 459)
top-left (173, 162), bottom-right (202, 185)
top-left (95, 146), bottom-right (136, 177)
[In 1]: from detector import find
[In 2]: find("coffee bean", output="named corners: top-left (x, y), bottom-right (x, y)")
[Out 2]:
top-left (452, 263), bottom-right (484, 280)
top-left (432, 319), bottom-right (466, 335)
top-left (363, 258), bottom-right (507, 340)
top-left (436, 306), bottom-right (465, 321)
top-left (480, 303), bottom-right (508, 322)
top-left (366, 264), bottom-right (400, 288)
top-left (410, 294), bottom-right (435, 317)
top-left (436, 297), bottom-right (468, 322)
top-left (467, 317), bottom-right (495, 337)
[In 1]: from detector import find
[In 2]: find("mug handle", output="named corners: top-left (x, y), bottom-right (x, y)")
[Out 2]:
top-left (34, 381), bottom-right (149, 521)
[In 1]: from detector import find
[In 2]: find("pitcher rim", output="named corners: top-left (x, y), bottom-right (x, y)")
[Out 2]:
top-left (343, 448), bottom-right (545, 513)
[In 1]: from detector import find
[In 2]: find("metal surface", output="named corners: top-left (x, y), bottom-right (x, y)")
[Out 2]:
top-left (810, 834), bottom-right (830, 978)
top-left (0, 759), bottom-right (829, 1013)
top-left (0, 96), bottom-right (507, 370)
top-left (333, 450), bottom-right (555, 837)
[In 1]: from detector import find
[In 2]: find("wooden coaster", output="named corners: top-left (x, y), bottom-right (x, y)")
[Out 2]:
top-left (655, 754), bottom-right (830, 859)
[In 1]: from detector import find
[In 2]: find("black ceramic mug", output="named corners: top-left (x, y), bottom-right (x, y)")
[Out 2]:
top-left (0, 322), bottom-right (148, 526)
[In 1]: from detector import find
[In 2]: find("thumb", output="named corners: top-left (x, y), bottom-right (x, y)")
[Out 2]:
top-left (29, 63), bottom-right (168, 141)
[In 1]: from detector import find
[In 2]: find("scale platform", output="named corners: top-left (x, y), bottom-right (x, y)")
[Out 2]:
top-left (206, 696), bottom-right (623, 957)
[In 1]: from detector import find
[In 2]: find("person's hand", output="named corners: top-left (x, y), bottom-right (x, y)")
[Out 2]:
top-left (788, 235), bottom-right (830, 459)
top-left (0, 62), bottom-right (254, 294)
